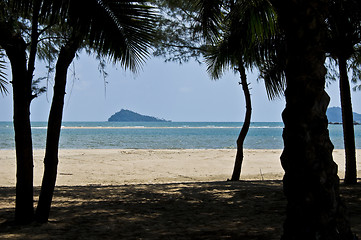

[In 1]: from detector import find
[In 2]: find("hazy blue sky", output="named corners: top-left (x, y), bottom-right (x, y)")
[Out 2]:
top-left (0, 51), bottom-right (360, 122)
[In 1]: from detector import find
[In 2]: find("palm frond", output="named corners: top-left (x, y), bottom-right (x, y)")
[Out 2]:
top-left (0, 51), bottom-right (9, 96)
top-left (205, 43), bottom-right (232, 80)
top-left (203, 0), bottom-right (285, 100)
top-left (194, 0), bottom-right (224, 44)
top-left (258, 56), bottom-right (286, 100)
top-left (255, 32), bottom-right (286, 100)
top-left (205, 28), bottom-right (240, 80)
top-left (88, 0), bottom-right (156, 71)
top-left (10, 0), bottom-right (156, 72)
top-left (204, 1), bottom-right (281, 74)
top-left (60, 0), bottom-right (157, 72)
top-left (227, 0), bottom-right (278, 64)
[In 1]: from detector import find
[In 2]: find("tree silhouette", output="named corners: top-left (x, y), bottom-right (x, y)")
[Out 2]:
top-left (271, 0), bottom-right (355, 238)
top-left (192, 0), bottom-right (357, 237)
top-left (1, 0), bottom-right (155, 224)
top-left (0, 0), bottom-right (44, 223)
top-left (198, 0), bottom-right (283, 181)
top-left (35, 0), bottom-right (156, 223)
top-left (326, 0), bottom-right (361, 185)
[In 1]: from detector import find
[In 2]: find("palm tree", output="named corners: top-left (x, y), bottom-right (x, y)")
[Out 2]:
top-left (0, 0), bottom-right (44, 223)
top-left (197, 0), bottom-right (355, 238)
top-left (326, 0), bottom-right (361, 185)
top-left (35, 0), bottom-right (155, 223)
top-left (257, 0), bottom-right (361, 186)
top-left (270, 0), bottom-right (355, 238)
top-left (207, 46), bottom-right (253, 182)
top-left (1, 0), bottom-right (155, 224)
top-left (203, 0), bottom-right (283, 181)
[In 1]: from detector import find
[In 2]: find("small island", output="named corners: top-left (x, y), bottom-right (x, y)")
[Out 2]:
top-left (327, 107), bottom-right (361, 124)
top-left (108, 109), bottom-right (171, 122)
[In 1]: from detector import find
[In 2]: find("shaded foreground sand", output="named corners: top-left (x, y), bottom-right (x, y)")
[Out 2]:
top-left (1, 149), bottom-right (361, 239)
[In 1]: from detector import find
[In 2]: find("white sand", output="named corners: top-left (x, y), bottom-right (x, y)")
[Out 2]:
top-left (0, 149), bottom-right (359, 186)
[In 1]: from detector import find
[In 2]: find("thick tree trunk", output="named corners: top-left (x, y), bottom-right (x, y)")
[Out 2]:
top-left (273, 0), bottom-right (355, 239)
top-left (35, 40), bottom-right (79, 223)
top-left (230, 64), bottom-right (251, 181)
top-left (6, 38), bottom-right (34, 224)
top-left (339, 56), bottom-right (357, 185)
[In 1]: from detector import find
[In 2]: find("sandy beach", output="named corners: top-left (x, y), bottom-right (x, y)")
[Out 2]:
top-left (1, 149), bottom-right (361, 239)
top-left (1, 149), bottom-right (360, 187)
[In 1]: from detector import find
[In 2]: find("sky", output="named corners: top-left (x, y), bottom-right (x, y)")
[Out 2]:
top-left (0, 52), bottom-right (360, 122)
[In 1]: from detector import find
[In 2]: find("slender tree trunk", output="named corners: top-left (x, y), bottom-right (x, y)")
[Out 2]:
top-left (35, 39), bottom-right (79, 223)
top-left (0, 1), bottom-right (41, 224)
top-left (272, 0), bottom-right (355, 239)
top-left (6, 36), bottom-right (34, 224)
top-left (230, 64), bottom-right (251, 181)
top-left (339, 56), bottom-right (357, 185)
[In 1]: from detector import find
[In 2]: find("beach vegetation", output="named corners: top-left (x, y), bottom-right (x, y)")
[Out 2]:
top-left (196, 0), bottom-right (283, 181)
top-left (36, 0), bottom-right (156, 224)
top-left (0, 0), bottom-right (156, 224)
top-left (271, 0), bottom-right (355, 238)
top-left (0, 0), bottom-right (359, 238)
top-left (153, 0), bottom-right (356, 236)
top-left (325, 0), bottom-right (361, 185)
top-left (151, 0), bottom-right (285, 181)
top-left (257, 0), bottom-right (361, 186)
top-left (151, 0), bottom-right (206, 63)
top-left (150, 1), bottom-right (357, 237)
top-left (0, 0), bottom-right (45, 223)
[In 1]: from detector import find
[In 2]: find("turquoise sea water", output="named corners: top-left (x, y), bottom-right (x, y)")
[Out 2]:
top-left (0, 121), bottom-right (359, 149)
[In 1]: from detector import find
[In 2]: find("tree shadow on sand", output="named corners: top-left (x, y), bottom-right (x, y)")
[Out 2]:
top-left (0, 180), bottom-right (360, 239)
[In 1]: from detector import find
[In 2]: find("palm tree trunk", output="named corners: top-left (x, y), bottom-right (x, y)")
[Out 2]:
top-left (35, 39), bottom-right (79, 223)
top-left (339, 56), bottom-right (357, 185)
top-left (230, 64), bottom-right (251, 181)
top-left (0, 1), bottom-right (42, 224)
top-left (1, 30), bottom-right (35, 223)
top-left (8, 38), bottom-right (34, 224)
top-left (273, 0), bottom-right (355, 239)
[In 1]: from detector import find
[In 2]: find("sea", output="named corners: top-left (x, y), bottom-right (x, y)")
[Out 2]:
top-left (0, 121), bottom-right (360, 150)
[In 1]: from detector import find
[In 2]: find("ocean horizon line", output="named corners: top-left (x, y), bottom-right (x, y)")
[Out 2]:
top-left (0, 122), bottom-right (355, 150)
top-left (0, 120), bottom-right (284, 123)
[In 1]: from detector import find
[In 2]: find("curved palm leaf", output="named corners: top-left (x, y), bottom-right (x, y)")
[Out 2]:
top-left (0, 51), bottom-right (8, 95)
top-left (10, 0), bottom-right (156, 72)
top-left (205, 35), bottom-right (236, 80)
top-left (193, 0), bottom-right (224, 43)
top-left (326, 0), bottom-right (361, 60)
top-left (257, 34), bottom-right (286, 99)
top-left (36, 0), bottom-right (156, 72)
top-left (87, 0), bottom-right (156, 71)
top-left (204, 0), bottom-right (285, 99)
top-left (227, 0), bottom-right (278, 66)
top-left (258, 52), bottom-right (286, 99)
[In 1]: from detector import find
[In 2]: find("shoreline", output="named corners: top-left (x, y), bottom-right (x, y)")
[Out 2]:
top-left (1, 149), bottom-right (359, 187)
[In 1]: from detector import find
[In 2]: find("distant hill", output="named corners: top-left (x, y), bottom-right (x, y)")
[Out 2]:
top-left (326, 107), bottom-right (361, 123)
top-left (108, 109), bottom-right (170, 122)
